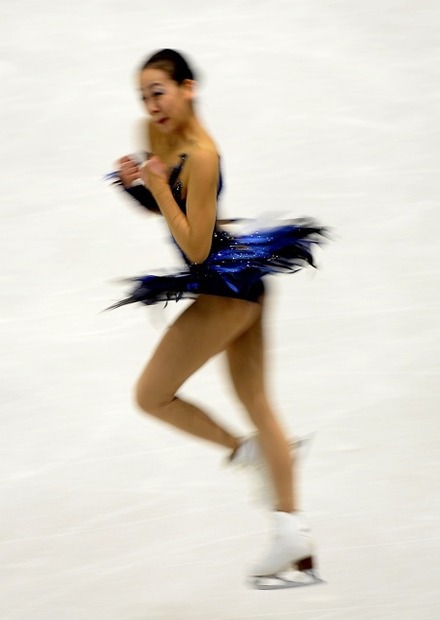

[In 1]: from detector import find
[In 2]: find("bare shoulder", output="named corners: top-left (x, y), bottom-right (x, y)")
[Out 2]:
top-left (187, 143), bottom-right (219, 175)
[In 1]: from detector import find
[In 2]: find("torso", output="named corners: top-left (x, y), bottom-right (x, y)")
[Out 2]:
top-left (148, 120), bottom-right (219, 202)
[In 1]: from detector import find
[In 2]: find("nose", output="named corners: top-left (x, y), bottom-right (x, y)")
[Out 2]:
top-left (146, 98), bottom-right (160, 116)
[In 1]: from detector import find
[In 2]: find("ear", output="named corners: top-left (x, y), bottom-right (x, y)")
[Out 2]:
top-left (182, 79), bottom-right (196, 102)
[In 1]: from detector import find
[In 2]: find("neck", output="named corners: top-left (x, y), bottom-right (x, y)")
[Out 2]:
top-left (169, 114), bottom-right (205, 150)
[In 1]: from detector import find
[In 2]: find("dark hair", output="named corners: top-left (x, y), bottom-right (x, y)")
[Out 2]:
top-left (140, 49), bottom-right (196, 84)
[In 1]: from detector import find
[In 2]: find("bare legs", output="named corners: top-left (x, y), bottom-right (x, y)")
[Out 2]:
top-left (135, 295), bottom-right (259, 450)
top-left (135, 294), bottom-right (295, 513)
top-left (226, 303), bottom-right (295, 513)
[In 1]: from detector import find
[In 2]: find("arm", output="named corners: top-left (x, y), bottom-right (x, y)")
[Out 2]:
top-left (115, 122), bottom-right (162, 213)
top-left (122, 183), bottom-right (161, 214)
top-left (143, 149), bottom-right (218, 263)
top-left (115, 155), bottom-right (161, 214)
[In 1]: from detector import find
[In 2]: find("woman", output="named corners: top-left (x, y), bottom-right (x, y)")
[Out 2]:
top-left (110, 49), bottom-right (326, 589)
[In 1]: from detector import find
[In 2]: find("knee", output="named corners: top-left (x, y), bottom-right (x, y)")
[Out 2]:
top-left (235, 384), bottom-right (266, 416)
top-left (233, 383), bottom-right (277, 430)
top-left (134, 380), bottom-right (153, 414)
top-left (134, 379), bottom-right (172, 417)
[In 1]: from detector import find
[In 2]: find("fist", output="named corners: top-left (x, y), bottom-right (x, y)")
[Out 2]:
top-left (118, 155), bottom-right (142, 187)
top-left (140, 156), bottom-right (168, 192)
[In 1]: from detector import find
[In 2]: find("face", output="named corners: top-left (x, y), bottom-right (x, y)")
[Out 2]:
top-left (139, 68), bottom-right (194, 134)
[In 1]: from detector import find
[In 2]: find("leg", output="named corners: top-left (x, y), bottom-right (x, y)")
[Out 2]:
top-left (135, 294), bottom-right (261, 450)
top-left (226, 300), bottom-right (296, 513)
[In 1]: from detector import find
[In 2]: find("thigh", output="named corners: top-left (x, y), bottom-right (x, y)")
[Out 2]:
top-left (137, 295), bottom-right (261, 402)
top-left (226, 299), bottom-right (267, 405)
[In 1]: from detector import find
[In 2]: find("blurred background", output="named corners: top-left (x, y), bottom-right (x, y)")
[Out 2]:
top-left (1, 1), bottom-right (439, 618)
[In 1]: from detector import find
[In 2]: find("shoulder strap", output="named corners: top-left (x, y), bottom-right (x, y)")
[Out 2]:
top-left (168, 153), bottom-right (187, 187)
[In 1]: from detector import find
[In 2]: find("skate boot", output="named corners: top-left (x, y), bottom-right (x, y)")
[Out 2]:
top-left (250, 511), bottom-right (324, 590)
top-left (227, 434), bottom-right (313, 506)
top-left (228, 433), bottom-right (312, 467)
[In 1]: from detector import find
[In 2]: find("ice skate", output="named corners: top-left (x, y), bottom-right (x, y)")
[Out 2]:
top-left (228, 433), bottom-right (313, 467)
top-left (250, 511), bottom-right (324, 590)
top-left (227, 433), bottom-right (313, 505)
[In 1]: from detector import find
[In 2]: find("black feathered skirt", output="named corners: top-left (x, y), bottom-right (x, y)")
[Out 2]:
top-left (108, 218), bottom-right (328, 309)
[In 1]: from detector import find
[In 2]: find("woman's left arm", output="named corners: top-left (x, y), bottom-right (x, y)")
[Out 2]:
top-left (141, 150), bottom-right (218, 263)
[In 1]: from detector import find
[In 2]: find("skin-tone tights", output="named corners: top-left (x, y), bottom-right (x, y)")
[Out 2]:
top-left (135, 294), bottom-right (296, 513)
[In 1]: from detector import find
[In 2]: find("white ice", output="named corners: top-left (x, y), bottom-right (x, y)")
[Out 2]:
top-left (1, 1), bottom-right (439, 618)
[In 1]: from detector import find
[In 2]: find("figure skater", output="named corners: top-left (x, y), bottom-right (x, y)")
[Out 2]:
top-left (108, 48), bottom-right (327, 589)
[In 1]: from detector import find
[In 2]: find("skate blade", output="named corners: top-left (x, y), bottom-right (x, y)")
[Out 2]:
top-left (251, 570), bottom-right (325, 591)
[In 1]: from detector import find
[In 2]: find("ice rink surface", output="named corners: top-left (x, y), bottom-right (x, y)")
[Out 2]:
top-left (1, 1), bottom-right (439, 618)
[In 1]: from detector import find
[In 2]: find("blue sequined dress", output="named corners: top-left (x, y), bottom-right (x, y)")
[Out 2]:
top-left (109, 154), bottom-right (328, 309)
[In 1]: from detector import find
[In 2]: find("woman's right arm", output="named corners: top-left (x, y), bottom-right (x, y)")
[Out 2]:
top-left (116, 155), bottom-right (161, 214)
top-left (115, 123), bottom-right (163, 213)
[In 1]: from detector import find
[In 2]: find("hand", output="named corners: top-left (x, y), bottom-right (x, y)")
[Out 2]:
top-left (140, 156), bottom-right (168, 194)
top-left (118, 155), bottom-right (141, 187)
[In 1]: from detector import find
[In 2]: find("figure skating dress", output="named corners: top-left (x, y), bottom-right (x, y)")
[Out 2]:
top-left (108, 154), bottom-right (328, 308)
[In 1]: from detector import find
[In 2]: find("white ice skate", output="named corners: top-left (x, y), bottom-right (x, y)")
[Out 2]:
top-left (228, 433), bottom-right (313, 467)
top-left (250, 511), bottom-right (324, 590)
top-left (227, 433), bottom-right (313, 506)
